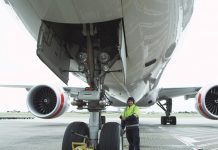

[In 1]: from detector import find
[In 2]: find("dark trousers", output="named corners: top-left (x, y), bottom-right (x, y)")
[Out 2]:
top-left (126, 127), bottom-right (140, 150)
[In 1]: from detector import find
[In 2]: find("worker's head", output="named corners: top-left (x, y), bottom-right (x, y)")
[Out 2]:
top-left (127, 97), bottom-right (135, 106)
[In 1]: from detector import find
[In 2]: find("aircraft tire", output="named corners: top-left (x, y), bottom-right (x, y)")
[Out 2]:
top-left (161, 116), bottom-right (167, 125)
top-left (98, 122), bottom-right (123, 150)
top-left (99, 116), bottom-right (106, 129)
top-left (62, 122), bottom-right (89, 150)
top-left (170, 116), bottom-right (177, 125)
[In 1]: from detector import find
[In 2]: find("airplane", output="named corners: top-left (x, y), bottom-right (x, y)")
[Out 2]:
top-left (2, 0), bottom-right (218, 150)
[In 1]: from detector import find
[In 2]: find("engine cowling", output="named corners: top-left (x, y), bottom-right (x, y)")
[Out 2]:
top-left (196, 85), bottom-right (218, 120)
top-left (27, 84), bottom-right (69, 119)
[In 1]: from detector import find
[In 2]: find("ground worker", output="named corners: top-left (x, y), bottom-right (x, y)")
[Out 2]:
top-left (120, 97), bottom-right (140, 150)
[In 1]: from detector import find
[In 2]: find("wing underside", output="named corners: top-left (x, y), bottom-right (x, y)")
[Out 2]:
top-left (158, 87), bottom-right (201, 100)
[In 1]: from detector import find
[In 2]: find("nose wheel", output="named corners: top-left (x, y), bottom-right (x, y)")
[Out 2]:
top-left (98, 122), bottom-right (123, 150)
top-left (62, 122), bottom-right (89, 150)
top-left (62, 112), bottom-right (123, 150)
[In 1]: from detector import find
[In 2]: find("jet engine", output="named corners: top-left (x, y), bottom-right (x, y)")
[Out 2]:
top-left (196, 85), bottom-right (218, 119)
top-left (27, 84), bottom-right (69, 119)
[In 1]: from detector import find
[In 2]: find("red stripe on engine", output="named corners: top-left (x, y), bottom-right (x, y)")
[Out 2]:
top-left (198, 94), bottom-right (203, 111)
top-left (52, 93), bottom-right (64, 118)
top-left (198, 93), bottom-right (210, 118)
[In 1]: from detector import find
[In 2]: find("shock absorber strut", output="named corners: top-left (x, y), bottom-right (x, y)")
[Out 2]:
top-left (86, 24), bottom-right (95, 88)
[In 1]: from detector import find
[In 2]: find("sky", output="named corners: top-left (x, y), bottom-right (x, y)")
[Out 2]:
top-left (0, 1), bottom-right (218, 112)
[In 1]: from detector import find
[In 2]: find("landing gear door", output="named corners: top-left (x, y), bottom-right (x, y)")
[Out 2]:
top-left (37, 22), bottom-right (70, 84)
top-left (118, 22), bottom-right (127, 84)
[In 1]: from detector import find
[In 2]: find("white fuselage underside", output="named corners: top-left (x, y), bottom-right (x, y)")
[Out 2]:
top-left (7, 0), bottom-right (188, 105)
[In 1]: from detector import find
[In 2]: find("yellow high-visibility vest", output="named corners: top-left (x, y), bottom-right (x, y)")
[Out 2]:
top-left (122, 104), bottom-right (140, 118)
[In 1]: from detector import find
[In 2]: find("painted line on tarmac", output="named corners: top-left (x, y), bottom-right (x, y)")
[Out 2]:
top-left (198, 141), bottom-right (218, 148)
top-left (199, 136), bottom-right (218, 142)
top-left (173, 135), bottom-right (202, 150)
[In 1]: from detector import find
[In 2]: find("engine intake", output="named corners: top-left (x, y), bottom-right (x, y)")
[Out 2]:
top-left (27, 85), bottom-right (69, 119)
top-left (196, 85), bottom-right (218, 119)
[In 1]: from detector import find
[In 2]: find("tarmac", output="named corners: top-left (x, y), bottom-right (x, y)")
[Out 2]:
top-left (0, 113), bottom-right (218, 150)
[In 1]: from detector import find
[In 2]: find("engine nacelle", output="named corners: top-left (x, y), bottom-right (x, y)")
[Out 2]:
top-left (196, 85), bottom-right (218, 120)
top-left (27, 84), bottom-right (69, 119)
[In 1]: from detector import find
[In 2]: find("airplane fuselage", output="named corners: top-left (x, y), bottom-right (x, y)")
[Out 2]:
top-left (7, 0), bottom-right (193, 106)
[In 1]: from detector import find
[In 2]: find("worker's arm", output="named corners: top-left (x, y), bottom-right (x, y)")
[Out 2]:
top-left (133, 106), bottom-right (140, 117)
top-left (125, 106), bottom-right (140, 122)
top-left (121, 120), bottom-right (126, 129)
top-left (125, 114), bottom-right (138, 122)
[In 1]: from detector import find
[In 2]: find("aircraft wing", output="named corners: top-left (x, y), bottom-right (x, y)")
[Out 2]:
top-left (0, 84), bottom-right (33, 91)
top-left (0, 84), bottom-right (84, 97)
top-left (158, 87), bottom-right (201, 100)
top-left (136, 86), bottom-right (201, 106)
top-left (0, 84), bottom-right (201, 101)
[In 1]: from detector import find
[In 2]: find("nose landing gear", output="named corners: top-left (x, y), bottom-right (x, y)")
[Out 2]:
top-left (62, 90), bottom-right (123, 150)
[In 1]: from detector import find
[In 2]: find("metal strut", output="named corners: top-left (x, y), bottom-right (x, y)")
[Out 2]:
top-left (86, 24), bottom-right (95, 88)
top-left (157, 98), bottom-right (172, 117)
top-left (89, 112), bottom-right (100, 148)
